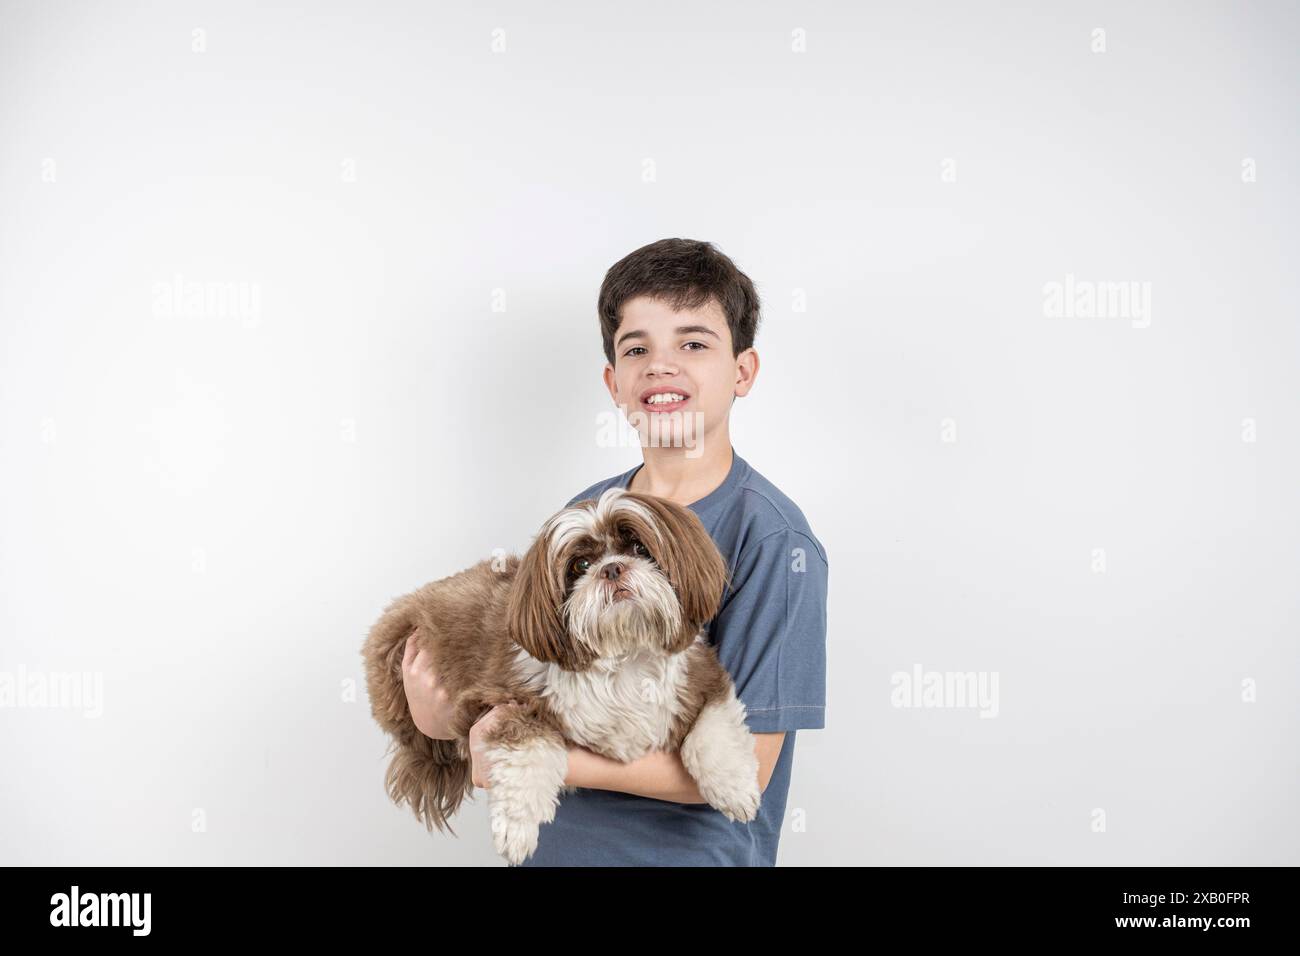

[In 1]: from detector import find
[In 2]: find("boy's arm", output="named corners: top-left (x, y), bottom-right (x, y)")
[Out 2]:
top-left (563, 733), bottom-right (787, 803)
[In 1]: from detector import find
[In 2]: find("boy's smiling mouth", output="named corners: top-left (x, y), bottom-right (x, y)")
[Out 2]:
top-left (639, 386), bottom-right (691, 412)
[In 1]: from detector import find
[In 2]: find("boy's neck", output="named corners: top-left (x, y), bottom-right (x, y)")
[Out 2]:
top-left (627, 431), bottom-right (734, 508)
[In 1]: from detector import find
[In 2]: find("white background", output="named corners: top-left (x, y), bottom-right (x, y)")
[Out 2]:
top-left (1, 0), bottom-right (1296, 864)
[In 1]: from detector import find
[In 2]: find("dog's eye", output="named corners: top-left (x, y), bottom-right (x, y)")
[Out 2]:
top-left (570, 557), bottom-right (591, 576)
top-left (631, 539), bottom-right (650, 558)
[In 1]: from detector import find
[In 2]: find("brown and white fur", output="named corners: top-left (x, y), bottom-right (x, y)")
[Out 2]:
top-left (361, 487), bottom-right (761, 865)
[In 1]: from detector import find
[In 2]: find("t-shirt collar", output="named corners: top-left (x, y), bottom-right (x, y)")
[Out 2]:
top-left (619, 445), bottom-right (746, 517)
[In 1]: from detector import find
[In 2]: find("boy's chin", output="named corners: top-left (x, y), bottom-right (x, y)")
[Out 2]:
top-left (629, 416), bottom-right (708, 452)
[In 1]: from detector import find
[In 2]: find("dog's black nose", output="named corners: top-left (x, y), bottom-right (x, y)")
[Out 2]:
top-left (601, 562), bottom-right (625, 581)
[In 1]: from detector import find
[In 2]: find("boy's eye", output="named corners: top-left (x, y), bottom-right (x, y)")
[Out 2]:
top-left (623, 342), bottom-right (708, 357)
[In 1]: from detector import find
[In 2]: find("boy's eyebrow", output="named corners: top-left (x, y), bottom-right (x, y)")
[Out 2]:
top-left (615, 324), bottom-right (720, 349)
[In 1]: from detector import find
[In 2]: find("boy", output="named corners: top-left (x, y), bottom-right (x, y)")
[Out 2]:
top-left (403, 238), bottom-right (829, 865)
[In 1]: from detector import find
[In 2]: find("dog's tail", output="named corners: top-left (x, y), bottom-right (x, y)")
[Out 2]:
top-left (362, 591), bottom-right (474, 835)
top-left (384, 733), bottom-right (474, 836)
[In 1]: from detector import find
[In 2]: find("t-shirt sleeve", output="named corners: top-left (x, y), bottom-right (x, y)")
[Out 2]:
top-left (708, 527), bottom-right (828, 733)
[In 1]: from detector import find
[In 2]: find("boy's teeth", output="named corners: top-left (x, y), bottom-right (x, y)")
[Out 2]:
top-left (647, 393), bottom-right (685, 404)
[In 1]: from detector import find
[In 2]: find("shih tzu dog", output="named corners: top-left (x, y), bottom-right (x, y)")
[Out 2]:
top-left (361, 487), bottom-right (761, 865)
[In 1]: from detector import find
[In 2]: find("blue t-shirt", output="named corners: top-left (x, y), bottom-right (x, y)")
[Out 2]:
top-left (520, 446), bottom-right (829, 866)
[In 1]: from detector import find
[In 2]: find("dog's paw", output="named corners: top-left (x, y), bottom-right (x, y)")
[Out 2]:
top-left (700, 775), bottom-right (762, 823)
top-left (484, 739), bottom-right (566, 865)
top-left (489, 792), bottom-right (541, 865)
top-left (680, 691), bottom-right (763, 824)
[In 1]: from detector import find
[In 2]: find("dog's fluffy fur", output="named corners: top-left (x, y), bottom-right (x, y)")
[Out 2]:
top-left (361, 487), bottom-right (762, 864)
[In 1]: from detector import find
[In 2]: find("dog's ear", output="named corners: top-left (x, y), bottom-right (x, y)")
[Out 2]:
top-left (506, 529), bottom-right (587, 670)
top-left (620, 491), bottom-right (731, 642)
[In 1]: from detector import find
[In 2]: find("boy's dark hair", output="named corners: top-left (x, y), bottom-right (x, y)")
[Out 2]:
top-left (598, 238), bottom-right (761, 367)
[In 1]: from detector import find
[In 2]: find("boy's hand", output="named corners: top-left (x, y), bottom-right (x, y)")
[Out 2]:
top-left (401, 628), bottom-right (457, 740)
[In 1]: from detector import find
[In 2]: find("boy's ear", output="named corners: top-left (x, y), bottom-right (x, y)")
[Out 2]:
top-left (733, 347), bottom-right (759, 397)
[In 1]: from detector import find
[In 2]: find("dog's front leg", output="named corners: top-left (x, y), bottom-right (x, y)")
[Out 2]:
top-left (482, 706), bottom-right (569, 866)
top-left (680, 687), bottom-right (762, 824)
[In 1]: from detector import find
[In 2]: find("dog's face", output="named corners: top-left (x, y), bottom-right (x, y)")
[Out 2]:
top-left (506, 488), bottom-right (730, 669)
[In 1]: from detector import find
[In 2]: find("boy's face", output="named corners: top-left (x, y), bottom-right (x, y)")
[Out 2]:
top-left (603, 295), bottom-right (757, 452)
